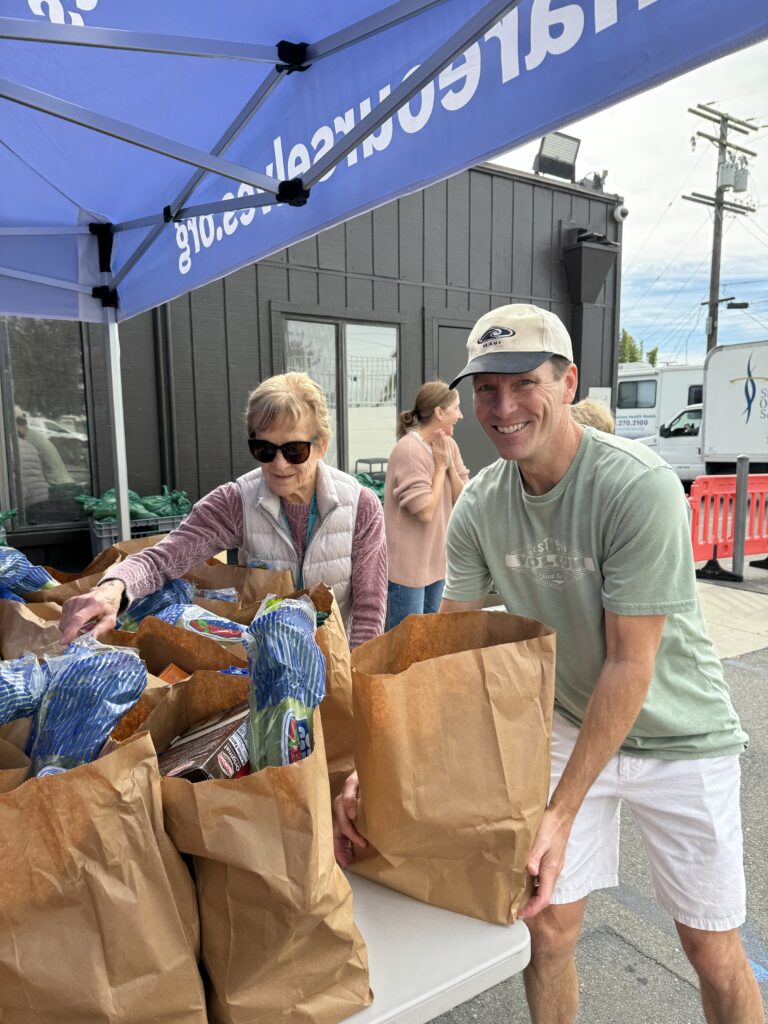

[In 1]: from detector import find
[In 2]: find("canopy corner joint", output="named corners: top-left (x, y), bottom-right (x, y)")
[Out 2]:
top-left (275, 39), bottom-right (311, 74)
top-left (277, 178), bottom-right (310, 206)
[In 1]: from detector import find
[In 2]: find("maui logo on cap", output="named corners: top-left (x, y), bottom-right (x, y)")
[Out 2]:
top-left (478, 326), bottom-right (516, 348)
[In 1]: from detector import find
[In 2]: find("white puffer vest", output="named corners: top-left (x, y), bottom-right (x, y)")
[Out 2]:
top-left (236, 460), bottom-right (361, 628)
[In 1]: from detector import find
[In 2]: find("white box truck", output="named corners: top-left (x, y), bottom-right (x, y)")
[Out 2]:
top-left (615, 363), bottom-right (703, 439)
top-left (636, 341), bottom-right (768, 482)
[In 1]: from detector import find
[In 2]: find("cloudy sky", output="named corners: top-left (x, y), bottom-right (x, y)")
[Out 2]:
top-left (492, 38), bottom-right (768, 367)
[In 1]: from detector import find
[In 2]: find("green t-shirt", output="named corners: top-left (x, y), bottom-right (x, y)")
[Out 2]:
top-left (444, 427), bottom-right (747, 759)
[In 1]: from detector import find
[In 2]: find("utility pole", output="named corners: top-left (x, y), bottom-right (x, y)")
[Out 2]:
top-left (683, 104), bottom-right (757, 352)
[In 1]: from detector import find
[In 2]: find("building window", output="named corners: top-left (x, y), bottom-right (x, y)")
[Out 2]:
top-left (284, 318), bottom-right (397, 473)
top-left (617, 379), bottom-right (657, 410)
top-left (1, 317), bottom-right (92, 528)
top-left (688, 384), bottom-right (703, 405)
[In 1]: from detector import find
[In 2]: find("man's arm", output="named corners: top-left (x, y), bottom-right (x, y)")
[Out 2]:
top-left (439, 596), bottom-right (484, 613)
top-left (517, 609), bottom-right (666, 920)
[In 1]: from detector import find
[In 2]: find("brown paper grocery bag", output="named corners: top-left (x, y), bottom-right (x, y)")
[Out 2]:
top-left (349, 610), bottom-right (556, 924)
top-left (46, 533), bottom-right (172, 583)
top-left (0, 733), bottom-right (207, 1023)
top-left (0, 598), bottom-right (63, 658)
top-left (304, 586), bottom-right (354, 799)
top-left (103, 614), bottom-right (248, 673)
top-left (143, 674), bottom-right (372, 1024)
top-left (25, 570), bottom-right (105, 603)
top-left (185, 560), bottom-right (293, 606)
top-left (189, 582), bottom-right (354, 797)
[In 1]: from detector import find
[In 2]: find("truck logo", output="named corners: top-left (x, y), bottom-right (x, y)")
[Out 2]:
top-left (730, 354), bottom-right (768, 423)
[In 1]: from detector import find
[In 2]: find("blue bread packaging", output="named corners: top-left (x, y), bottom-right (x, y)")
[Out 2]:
top-left (27, 635), bottom-right (147, 778)
top-left (244, 594), bottom-right (326, 771)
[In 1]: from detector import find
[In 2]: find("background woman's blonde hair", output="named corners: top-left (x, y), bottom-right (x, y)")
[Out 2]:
top-left (570, 398), bottom-right (615, 433)
top-left (397, 380), bottom-right (457, 439)
top-left (245, 372), bottom-right (332, 441)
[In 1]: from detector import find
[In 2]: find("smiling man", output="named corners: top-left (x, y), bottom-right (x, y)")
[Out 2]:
top-left (440, 304), bottom-right (761, 1024)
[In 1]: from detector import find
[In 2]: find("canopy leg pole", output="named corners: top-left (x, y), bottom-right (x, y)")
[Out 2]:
top-left (102, 306), bottom-right (131, 541)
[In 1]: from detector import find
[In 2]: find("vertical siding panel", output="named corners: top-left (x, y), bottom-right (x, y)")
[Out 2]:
top-left (424, 181), bottom-right (447, 293)
top-left (190, 281), bottom-right (231, 497)
top-left (287, 235), bottom-right (318, 268)
top-left (346, 213), bottom-right (374, 277)
top-left (224, 266), bottom-right (259, 483)
top-left (317, 224), bottom-right (346, 271)
top-left (446, 175), bottom-right (469, 310)
top-left (469, 170), bottom-right (492, 294)
top-left (288, 268), bottom-right (319, 306)
top-left (373, 280), bottom-right (399, 312)
top-left (346, 277), bottom-right (373, 311)
top-left (399, 192), bottom-right (423, 282)
top-left (511, 181), bottom-right (534, 299)
top-left (491, 175), bottom-right (514, 296)
top-left (531, 186), bottom-right (554, 303)
top-left (169, 293), bottom-right (199, 498)
top-left (317, 272), bottom-right (346, 309)
top-left (120, 311), bottom-right (162, 496)
top-left (550, 191), bottom-right (573, 305)
top-left (256, 262), bottom-right (288, 375)
top-left (373, 204), bottom-right (399, 279)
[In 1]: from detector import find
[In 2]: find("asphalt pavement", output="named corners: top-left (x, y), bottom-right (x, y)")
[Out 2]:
top-left (436, 565), bottom-right (768, 1024)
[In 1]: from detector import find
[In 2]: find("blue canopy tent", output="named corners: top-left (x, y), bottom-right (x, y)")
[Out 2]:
top-left (1, 0), bottom-right (767, 539)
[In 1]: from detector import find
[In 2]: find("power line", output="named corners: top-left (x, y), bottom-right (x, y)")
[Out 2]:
top-left (622, 149), bottom-right (708, 275)
top-left (622, 214), bottom-right (712, 317)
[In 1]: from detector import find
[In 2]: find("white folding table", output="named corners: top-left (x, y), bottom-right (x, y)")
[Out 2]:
top-left (345, 875), bottom-right (530, 1024)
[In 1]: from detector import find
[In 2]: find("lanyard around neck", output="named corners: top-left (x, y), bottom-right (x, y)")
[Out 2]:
top-left (280, 492), bottom-right (317, 589)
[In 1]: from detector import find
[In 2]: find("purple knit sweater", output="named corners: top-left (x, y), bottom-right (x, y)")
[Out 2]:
top-left (103, 481), bottom-right (387, 648)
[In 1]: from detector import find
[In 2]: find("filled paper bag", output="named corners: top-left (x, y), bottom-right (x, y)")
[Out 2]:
top-left (349, 610), bottom-right (556, 924)
top-left (143, 673), bottom-right (372, 1024)
top-left (0, 598), bottom-right (63, 658)
top-left (45, 533), bottom-right (170, 583)
top-left (0, 733), bottom-right (207, 1024)
top-left (103, 614), bottom-right (248, 673)
top-left (184, 560), bottom-right (293, 607)
top-left (191, 582), bottom-right (354, 797)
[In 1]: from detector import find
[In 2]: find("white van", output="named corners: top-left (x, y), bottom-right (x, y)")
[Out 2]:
top-left (615, 363), bottom-right (703, 439)
top-left (636, 340), bottom-right (768, 481)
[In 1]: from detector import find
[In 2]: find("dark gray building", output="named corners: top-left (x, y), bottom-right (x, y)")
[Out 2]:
top-left (0, 162), bottom-right (623, 569)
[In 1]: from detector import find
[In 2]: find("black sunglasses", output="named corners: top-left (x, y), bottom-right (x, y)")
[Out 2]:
top-left (248, 436), bottom-right (317, 464)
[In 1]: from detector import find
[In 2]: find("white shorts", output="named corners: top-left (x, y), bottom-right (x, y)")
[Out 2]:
top-left (549, 712), bottom-right (746, 931)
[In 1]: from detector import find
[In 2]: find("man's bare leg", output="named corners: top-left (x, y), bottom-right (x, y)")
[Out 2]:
top-left (676, 923), bottom-right (764, 1024)
top-left (523, 899), bottom-right (587, 1024)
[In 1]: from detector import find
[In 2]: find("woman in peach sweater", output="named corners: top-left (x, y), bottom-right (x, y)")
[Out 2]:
top-left (383, 381), bottom-right (469, 630)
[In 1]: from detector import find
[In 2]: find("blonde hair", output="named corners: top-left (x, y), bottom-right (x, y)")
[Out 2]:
top-left (571, 398), bottom-right (615, 433)
top-left (397, 380), bottom-right (457, 439)
top-left (244, 372), bottom-right (332, 441)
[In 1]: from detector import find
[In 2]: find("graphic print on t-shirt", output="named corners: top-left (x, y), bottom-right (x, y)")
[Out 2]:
top-left (505, 537), bottom-right (595, 590)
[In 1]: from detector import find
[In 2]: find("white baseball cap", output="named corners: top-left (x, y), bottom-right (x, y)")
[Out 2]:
top-left (449, 304), bottom-right (573, 389)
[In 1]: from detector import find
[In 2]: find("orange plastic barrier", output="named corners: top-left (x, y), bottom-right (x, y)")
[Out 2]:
top-left (688, 474), bottom-right (768, 562)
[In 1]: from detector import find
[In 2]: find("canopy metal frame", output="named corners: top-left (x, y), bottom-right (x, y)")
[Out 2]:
top-left (0, 0), bottom-right (519, 539)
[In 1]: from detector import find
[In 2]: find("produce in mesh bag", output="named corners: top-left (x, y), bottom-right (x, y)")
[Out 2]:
top-left (0, 546), bottom-right (57, 595)
top-left (0, 653), bottom-right (46, 725)
top-left (245, 595), bottom-right (326, 771)
top-left (27, 636), bottom-right (147, 778)
top-left (154, 603), bottom-right (247, 646)
top-left (118, 578), bottom-right (194, 631)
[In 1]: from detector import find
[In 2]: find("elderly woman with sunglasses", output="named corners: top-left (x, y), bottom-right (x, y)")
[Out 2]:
top-left (59, 373), bottom-right (388, 648)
